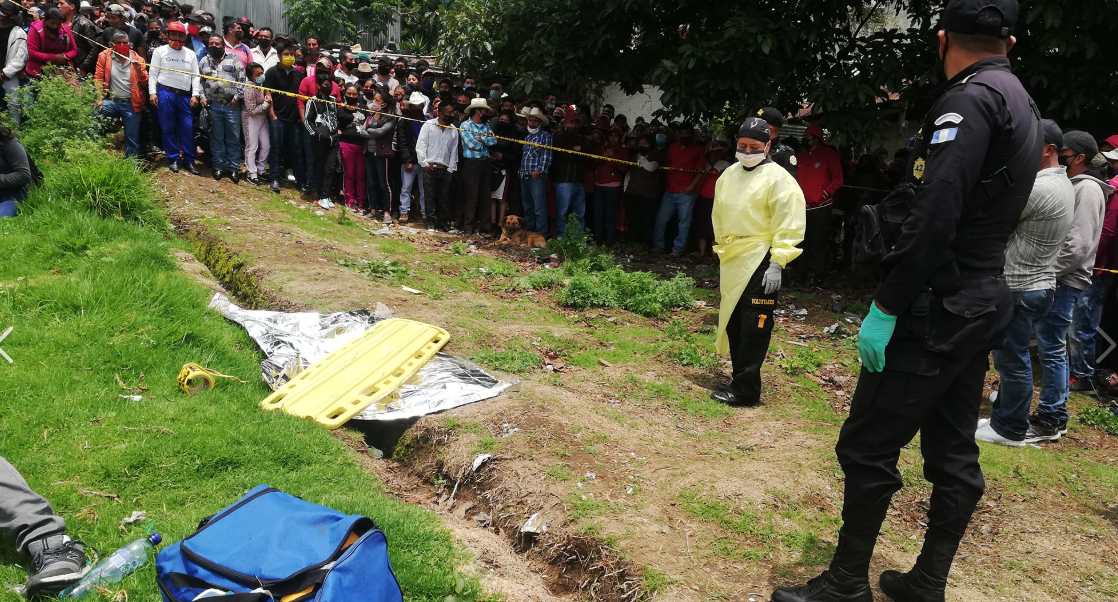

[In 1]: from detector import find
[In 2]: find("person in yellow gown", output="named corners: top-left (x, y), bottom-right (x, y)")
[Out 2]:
top-left (710, 116), bottom-right (807, 406)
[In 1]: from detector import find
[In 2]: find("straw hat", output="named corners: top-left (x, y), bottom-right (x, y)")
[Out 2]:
top-left (525, 107), bottom-right (550, 127)
top-left (406, 91), bottom-right (427, 107)
top-left (464, 97), bottom-right (492, 117)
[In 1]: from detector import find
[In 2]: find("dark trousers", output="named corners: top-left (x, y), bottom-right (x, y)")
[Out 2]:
top-left (726, 259), bottom-right (777, 404)
top-left (268, 120), bottom-right (305, 187)
top-left (802, 206), bottom-right (832, 282)
top-left (458, 158), bottom-right (491, 233)
top-left (366, 154), bottom-right (392, 212)
top-left (836, 342), bottom-right (989, 544)
top-left (593, 186), bottom-right (621, 245)
top-left (309, 138), bottom-right (336, 197)
top-left (423, 168), bottom-right (453, 228)
top-left (622, 192), bottom-right (659, 246)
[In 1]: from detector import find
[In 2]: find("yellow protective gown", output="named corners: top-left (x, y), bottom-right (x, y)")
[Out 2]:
top-left (712, 161), bottom-right (807, 355)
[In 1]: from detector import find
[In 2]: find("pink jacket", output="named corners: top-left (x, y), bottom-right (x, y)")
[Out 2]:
top-left (25, 21), bottom-right (77, 77)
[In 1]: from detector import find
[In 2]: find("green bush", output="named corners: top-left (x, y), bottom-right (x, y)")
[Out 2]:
top-left (19, 67), bottom-right (103, 161)
top-left (1080, 407), bottom-right (1118, 436)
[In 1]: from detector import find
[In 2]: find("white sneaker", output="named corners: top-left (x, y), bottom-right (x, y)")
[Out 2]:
top-left (978, 418), bottom-right (990, 428)
top-left (318, 198), bottom-right (335, 209)
top-left (975, 422), bottom-right (1025, 447)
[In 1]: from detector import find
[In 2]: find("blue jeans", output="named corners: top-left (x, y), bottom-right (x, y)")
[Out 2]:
top-left (520, 175), bottom-right (548, 235)
top-left (554, 182), bottom-right (585, 237)
top-left (653, 192), bottom-right (696, 251)
top-left (268, 119), bottom-right (306, 187)
top-left (101, 100), bottom-right (141, 157)
top-left (1035, 284), bottom-right (1082, 424)
top-left (1070, 274), bottom-right (1116, 381)
top-left (156, 88), bottom-right (195, 164)
top-left (593, 185), bottom-right (621, 244)
top-left (0, 198), bottom-right (17, 217)
top-left (208, 103), bottom-right (243, 172)
top-left (991, 289), bottom-right (1055, 440)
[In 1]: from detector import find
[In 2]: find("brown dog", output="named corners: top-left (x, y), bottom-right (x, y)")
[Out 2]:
top-left (497, 215), bottom-right (547, 248)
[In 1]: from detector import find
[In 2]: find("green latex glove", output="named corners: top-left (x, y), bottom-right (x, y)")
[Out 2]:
top-left (858, 301), bottom-right (897, 373)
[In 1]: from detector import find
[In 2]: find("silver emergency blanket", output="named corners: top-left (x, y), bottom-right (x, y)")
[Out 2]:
top-left (208, 293), bottom-right (513, 421)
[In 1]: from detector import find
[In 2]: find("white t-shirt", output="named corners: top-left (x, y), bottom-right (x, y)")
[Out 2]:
top-left (148, 44), bottom-right (201, 96)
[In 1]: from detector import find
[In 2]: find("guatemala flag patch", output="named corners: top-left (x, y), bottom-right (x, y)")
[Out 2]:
top-left (930, 128), bottom-right (958, 144)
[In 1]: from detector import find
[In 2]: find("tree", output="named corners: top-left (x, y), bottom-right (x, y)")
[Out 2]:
top-left (436, 0), bottom-right (1118, 145)
top-left (283, 0), bottom-right (397, 44)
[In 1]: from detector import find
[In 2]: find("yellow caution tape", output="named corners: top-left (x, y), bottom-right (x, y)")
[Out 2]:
top-left (74, 32), bottom-right (702, 172)
top-left (177, 363), bottom-right (247, 394)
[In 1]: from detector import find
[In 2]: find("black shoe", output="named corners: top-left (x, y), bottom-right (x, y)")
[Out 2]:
top-left (270, 180), bottom-right (281, 193)
top-left (1069, 376), bottom-right (1097, 395)
top-left (230, 171), bottom-right (240, 184)
top-left (297, 184), bottom-right (308, 194)
top-left (213, 169), bottom-right (223, 181)
top-left (185, 163), bottom-right (201, 176)
top-left (26, 539), bottom-right (88, 600)
top-left (247, 176), bottom-right (261, 186)
top-left (1023, 414), bottom-right (1063, 443)
top-left (168, 161), bottom-right (179, 174)
top-left (880, 568), bottom-right (945, 602)
top-left (710, 389), bottom-right (760, 407)
top-left (771, 570), bottom-right (874, 602)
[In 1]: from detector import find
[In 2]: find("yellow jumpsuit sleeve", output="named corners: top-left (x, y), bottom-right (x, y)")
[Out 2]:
top-left (766, 171), bottom-right (807, 268)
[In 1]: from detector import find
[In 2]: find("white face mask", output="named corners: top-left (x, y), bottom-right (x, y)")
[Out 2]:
top-left (527, 126), bottom-right (540, 135)
top-left (736, 144), bottom-right (769, 168)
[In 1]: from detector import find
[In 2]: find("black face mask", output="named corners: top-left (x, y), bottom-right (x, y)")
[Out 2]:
top-left (678, 135), bottom-right (693, 145)
top-left (235, 30), bottom-right (246, 41)
top-left (208, 47), bottom-right (224, 59)
top-left (147, 30), bottom-right (161, 42)
top-left (159, 9), bottom-right (172, 19)
top-left (363, 90), bottom-right (376, 99)
top-left (345, 97), bottom-right (359, 106)
top-left (257, 39), bottom-right (271, 48)
top-left (1058, 154), bottom-right (1073, 168)
top-left (345, 62), bottom-right (357, 71)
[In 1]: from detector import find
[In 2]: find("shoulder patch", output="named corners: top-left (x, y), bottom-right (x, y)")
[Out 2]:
top-left (913, 157), bottom-right (925, 180)
top-left (930, 128), bottom-right (958, 144)
top-left (789, 156), bottom-right (797, 166)
top-left (934, 113), bottom-right (964, 126)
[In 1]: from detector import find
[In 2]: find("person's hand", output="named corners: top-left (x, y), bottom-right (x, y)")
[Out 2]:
top-left (531, 170), bottom-right (540, 179)
top-left (573, 145), bottom-right (581, 152)
top-left (95, 99), bottom-right (103, 109)
top-left (473, 134), bottom-right (484, 142)
top-left (761, 261), bottom-right (782, 295)
top-left (492, 152), bottom-right (502, 161)
top-left (149, 94), bottom-right (158, 106)
top-left (54, 54), bottom-right (68, 65)
top-left (199, 96), bottom-right (208, 107)
top-left (230, 98), bottom-right (239, 107)
top-left (405, 163), bottom-right (413, 172)
top-left (857, 301), bottom-right (897, 373)
top-left (423, 164), bottom-right (435, 172)
top-left (683, 184), bottom-right (697, 195)
top-left (190, 97), bottom-right (199, 108)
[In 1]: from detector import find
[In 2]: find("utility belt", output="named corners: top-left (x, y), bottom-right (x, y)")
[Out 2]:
top-left (900, 266), bottom-right (1011, 357)
top-left (207, 91), bottom-right (235, 105)
top-left (110, 96), bottom-right (131, 103)
top-left (158, 83), bottom-right (192, 97)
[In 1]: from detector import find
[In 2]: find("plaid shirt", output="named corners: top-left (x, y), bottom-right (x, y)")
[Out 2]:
top-left (198, 51), bottom-right (246, 103)
top-left (520, 130), bottom-right (553, 176)
top-left (459, 119), bottom-right (496, 159)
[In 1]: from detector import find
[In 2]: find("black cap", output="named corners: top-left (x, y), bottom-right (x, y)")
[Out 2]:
top-left (0, 0), bottom-right (18, 15)
top-left (1040, 119), bottom-right (1062, 148)
top-left (738, 117), bottom-right (771, 144)
top-left (941, 0), bottom-right (1019, 38)
top-left (757, 107), bottom-right (784, 128)
top-left (1061, 130), bottom-right (1098, 159)
top-left (185, 13), bottom-right (203, 23)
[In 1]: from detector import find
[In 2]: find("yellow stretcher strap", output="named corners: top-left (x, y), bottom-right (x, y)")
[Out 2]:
top-left (177, 363), bottom-right (247, 394)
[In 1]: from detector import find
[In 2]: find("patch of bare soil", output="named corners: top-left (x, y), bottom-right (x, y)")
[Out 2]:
top-left (160, 168), bottom-right (1118, 602)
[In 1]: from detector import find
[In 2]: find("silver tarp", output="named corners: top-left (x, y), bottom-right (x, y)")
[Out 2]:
top-left (208, 293), bottom-right (513, 421)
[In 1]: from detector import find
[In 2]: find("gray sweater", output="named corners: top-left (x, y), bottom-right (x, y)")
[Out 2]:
top-left (1004, 167), bottom-right (1074, 292)
top-left (1054, 174), bottom-right (1115, 290)
top-left (0, 136), bottom-right (31, 202)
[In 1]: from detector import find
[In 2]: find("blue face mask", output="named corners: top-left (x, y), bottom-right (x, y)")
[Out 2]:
top-left (254, 75), bottom-right (265, 84)
top-left (422, 80), bottom-right (433, 91)
top-left (656, 134), bottom-right (667, 146)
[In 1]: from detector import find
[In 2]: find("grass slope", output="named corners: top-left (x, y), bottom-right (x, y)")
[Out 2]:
top-left (0, 169), bottom-right (467, 600)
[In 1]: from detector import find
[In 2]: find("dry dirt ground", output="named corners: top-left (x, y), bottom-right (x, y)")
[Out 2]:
top-left (157, 168), bottom-right (1118, 602)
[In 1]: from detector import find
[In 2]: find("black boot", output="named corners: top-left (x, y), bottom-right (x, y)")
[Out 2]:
top-left (771, 531), bottom-right (875, 602)
top-left (879, 536), bottom-right (959, 602)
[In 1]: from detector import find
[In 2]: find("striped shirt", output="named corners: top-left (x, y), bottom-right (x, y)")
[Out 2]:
top-left (459, 119), bottom-right (496, 159)
top-left (199, 51), bottom-right (247, 103)
top-left (1004, 166), bottom-right (1075, 292)
top-left (520, 130), bottom-right (553, 176)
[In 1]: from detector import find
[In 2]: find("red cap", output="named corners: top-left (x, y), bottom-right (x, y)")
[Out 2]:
top-left (608, 126), bottom-right (624, 136)
top-left (165, 21), bottom-right (187, 34)
top-left (805, 124), bottom-right (825, 140)
top-left (563, 110), bottom-right (579, 122)
top-left (596, 114), bottom-right (610, 123)
top-left (1106, 135), bottom-right (1118, 150)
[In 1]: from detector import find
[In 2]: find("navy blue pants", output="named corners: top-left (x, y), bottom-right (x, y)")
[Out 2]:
top-left (156, 88), bottom-right (195, 164)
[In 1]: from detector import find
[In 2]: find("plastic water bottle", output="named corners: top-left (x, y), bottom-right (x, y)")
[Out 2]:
top-left (59, 533), bottom-right (162, 599)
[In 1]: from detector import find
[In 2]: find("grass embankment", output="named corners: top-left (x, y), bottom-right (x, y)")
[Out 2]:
top-left (0, 72), bottom-right (475, 602)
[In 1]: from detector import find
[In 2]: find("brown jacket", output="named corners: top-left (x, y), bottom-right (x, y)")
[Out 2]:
top-left (94, 48), bottom-right (148, 113)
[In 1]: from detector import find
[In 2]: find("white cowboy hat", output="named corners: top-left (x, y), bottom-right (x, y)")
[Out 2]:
top-left (406, 91), bottom-right (427, 107)
top-left (464, 97), bottom-right (492, 117)
top-left (525, 107), bottom-right (550, 128)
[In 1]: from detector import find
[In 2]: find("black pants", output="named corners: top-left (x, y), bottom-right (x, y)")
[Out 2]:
top-left (726, 259), bottom-right (777, 404)
top-left (310, 138), bottom-right (336, 197)
top-left (423, 168), bottom-right (453, 228)
top-left (836, 340), bottom-right (989, 544)
top-left (457, 158), bottom-right (491, 233)
top-left (802, 206), bottom-right (832, 282)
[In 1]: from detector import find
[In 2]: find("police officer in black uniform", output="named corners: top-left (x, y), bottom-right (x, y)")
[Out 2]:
top-left (771, 1), bottom-right (1039, 601)
top-left (758, 106), bottom-right (797, 177)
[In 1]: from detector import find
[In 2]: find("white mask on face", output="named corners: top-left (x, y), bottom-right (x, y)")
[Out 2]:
top-left (527, 126), bottom-right (540, 135)
top-left (736, 150), bottom-right (765, 168)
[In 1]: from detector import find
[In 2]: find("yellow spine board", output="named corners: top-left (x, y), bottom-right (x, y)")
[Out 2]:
top-left (260, 319), bottom-right (449, 428)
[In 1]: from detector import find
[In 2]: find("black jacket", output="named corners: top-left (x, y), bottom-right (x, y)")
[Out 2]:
top-left (552, 130), bottom-right (585, 183)
top-left (394, 109), bottom-right (424, 165)
top-left (0, 136), bottom-right (31, 202)
top-left (70, 15), bottom-right (102, 74)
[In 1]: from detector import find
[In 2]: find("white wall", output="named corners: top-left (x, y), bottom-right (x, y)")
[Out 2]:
top-left (599, 83), bottom-right (665, 122)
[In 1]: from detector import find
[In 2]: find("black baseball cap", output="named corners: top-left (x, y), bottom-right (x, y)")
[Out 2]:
top-left (1039, 119), bottom-right (1062, 148)
top-left (1061, 130), bottom-right (1098, 159)
top-left (757, 107), bottom-right (784, 128)
top-left (941, 0), bottom-right (1019, 38)
top-left (738, 117), bottom-right (771, 143)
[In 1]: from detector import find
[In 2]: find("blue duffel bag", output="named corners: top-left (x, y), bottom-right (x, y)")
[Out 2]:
top-left (155, 485), bottom-right (403, 602)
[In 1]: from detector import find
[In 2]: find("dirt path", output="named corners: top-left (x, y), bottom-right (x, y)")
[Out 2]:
top-left (160, 168), bottom-right (1118, 601)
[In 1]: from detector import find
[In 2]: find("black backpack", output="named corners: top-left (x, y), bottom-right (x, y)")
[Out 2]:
top-left (851, 183), bottom-right (915, 273)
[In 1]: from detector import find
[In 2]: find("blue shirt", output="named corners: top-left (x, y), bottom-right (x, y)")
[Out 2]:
top-left (520, 130), bottom-right (553, 176)
top-left (191, 36), bottom-right (207, 60)
top-left (459, 119), bottom-right (496, 159)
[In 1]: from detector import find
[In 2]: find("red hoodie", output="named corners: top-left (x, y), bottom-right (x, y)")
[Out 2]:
top-left (795, 145), bottom-right (844, 208)
top-left (1094, 176), bottom-right (1118, 272)
top-left (26, 21), bottom-right (78, 77)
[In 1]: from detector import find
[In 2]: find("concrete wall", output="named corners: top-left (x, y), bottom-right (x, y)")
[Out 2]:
top-left (599, 83), bottom-right (665, 122)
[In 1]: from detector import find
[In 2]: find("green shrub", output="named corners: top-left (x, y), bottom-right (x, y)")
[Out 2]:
top-left (19, 68), bottom-right (103, 161)
top-left (339, 257), bottom-right (410, 280)
top-left (510, 268), bottom-right (566, 291)
top-left (1080, 407), bottom-right (1118, 436)
top-left (450, 241), bottom-right (467, 255)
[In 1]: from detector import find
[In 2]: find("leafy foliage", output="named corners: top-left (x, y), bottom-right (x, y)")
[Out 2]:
top-left (470, 346), bottom-right (540, 374)
top-left (283, 0), bottom-right (397, 43)
top-left (19, 67), bottom-right (102, 161)
top-left (1079, 407), bottom-right (1118, 437)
